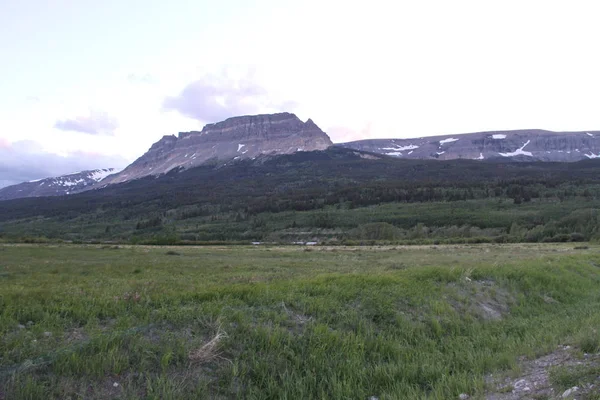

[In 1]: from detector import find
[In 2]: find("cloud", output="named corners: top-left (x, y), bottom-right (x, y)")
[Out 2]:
top-left (0, 140), bottom-right (129, 189)
top-left (275, 100), bottom-right (300, 112)
top-left (163, 72), bottom-right (295, 123)
top-left (127, 73), bottom-right (157, 85)
top-left (54, 110), bottom-right (119, 135)
top-left (327, 123), bottom-right (374, 143)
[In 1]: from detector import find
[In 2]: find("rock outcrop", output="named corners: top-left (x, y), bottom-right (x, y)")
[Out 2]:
top-left (336, 130), bottom-right (600, 162)
top-left (100, 113), bottom-right (332, 185)
top-left (0, 169), bottom-right (115, 200)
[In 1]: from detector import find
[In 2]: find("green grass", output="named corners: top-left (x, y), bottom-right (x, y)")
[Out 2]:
top-left (1, 243), bottom-right (600, 399)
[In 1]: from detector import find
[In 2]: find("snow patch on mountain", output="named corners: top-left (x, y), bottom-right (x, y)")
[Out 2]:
top-left (439, 138), bottom-right (459, 145)
top-left (61, 179), bottom-right (85, 187)
top-left (88, 169), bottom-right (114, 182)
top-left (499, 140), bottom-right (533, 157)
top-left (492, 134), bottom-right (507, 139)
top-left (382, 144), bottom-right (420, 151)
top-left (585, 152), bottom-right (600, 159)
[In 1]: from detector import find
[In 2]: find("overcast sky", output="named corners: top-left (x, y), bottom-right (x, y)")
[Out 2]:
top-left (1, 0), bottom-right (599, 187)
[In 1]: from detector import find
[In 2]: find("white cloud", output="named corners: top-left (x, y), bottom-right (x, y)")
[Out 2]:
top-left (54, 110), bottom-right (119, 135)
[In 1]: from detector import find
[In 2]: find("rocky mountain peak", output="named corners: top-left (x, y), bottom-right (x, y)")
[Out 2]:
top-left (155, 134), bottom-right (177, 144)
top-left (197, 112), bottom-right (307, 141)
top-left (99, 113), bottom-right (332, 185)
top-left (203, 112), bottom-right (298, 130)
top-left (149, 135), bottom-right (178, 151)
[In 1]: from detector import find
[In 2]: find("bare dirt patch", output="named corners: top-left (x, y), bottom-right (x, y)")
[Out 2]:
top-left (485, 346), bottom-right (600, 399)
top-left (448, 279), bottom-right (514, 321)
top-left (64, 327), bottom-right (88, 343)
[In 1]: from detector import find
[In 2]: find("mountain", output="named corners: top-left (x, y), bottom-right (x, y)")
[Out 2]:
top-left (0, 169), bottom-right (115, 201)
top-left (336, 129), bottom-right (600, 161)
top-left (3, 117), bottom-right (600, 202)
top-left (99, 112), bottom-right (332, 186)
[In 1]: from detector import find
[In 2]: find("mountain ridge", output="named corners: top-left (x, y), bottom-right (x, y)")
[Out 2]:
top-left (337, 129), bottom-right (600, 161)
top-left (0, 168), bottom-right (115, 201)
top-left (3, 113), bottom-right (600, 201)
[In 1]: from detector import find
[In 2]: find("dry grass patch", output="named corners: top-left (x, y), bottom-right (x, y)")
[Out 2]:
top-left (447, 278), bottom-right (515, 321)
top-left (188, 328), bottom-right (228, 364)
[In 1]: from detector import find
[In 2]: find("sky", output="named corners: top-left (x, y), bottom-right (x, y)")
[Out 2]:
top-left (1, 0), bottom-right (600, 187)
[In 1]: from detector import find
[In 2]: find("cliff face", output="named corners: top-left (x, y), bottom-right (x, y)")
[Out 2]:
top-left (336, 130), bottom-right (600, 161)
top-left (0, 169), bottom-right (115, 200)
top-left (101, 113), bottom-right (332, 185)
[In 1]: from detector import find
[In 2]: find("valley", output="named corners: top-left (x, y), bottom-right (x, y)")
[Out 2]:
top-left (3, 2), bottom-right (600, 398)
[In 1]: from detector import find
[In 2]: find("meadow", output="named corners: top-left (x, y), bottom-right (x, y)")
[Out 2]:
top-left (1, 243), bottom-right (600, 399)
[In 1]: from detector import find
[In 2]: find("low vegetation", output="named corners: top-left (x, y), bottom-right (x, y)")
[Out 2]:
top-left (1, 244), bottom-right (599, 399)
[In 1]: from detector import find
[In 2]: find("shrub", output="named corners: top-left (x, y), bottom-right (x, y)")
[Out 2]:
top-left (350, 222), bottom-right (401, 241)
top-left (569, 232), bottom-right (586, 242)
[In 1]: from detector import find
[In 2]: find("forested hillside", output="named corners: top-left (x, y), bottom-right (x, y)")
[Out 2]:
top-left (1, 148), bottom-right (599, 244)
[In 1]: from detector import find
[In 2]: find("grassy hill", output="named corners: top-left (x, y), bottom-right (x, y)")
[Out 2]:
top-left (1, 244), bottom-right (599, 399)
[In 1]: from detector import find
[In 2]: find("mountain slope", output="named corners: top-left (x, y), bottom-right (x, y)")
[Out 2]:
top-left (2, 147), bottom-right (600, 223)
top-left (0, 169), bottom-right (115, 201)
top-left (99, 112), bottom-right (332, 185)
top-left (336, 129), bottom-right (600, 161)
top-left (1, 147), bottom-right (600, 243)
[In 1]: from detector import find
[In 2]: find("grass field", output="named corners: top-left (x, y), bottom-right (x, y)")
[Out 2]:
top-left (1, 244), bottom-right (600, 399)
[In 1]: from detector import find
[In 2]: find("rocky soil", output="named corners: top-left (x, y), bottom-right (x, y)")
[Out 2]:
top-left (483, 345), bottom-right (600, 399)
